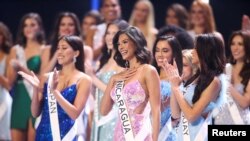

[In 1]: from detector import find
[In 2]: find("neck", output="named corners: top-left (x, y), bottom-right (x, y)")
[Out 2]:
top-left (128, 57), bottom-right (141, 68)
top-left (159, 68), bottom-right (168, 80)
top-left (26, 39), bottom-right (40, 48)
top-left (194, 26), bottom-right (205, 34)
top-left (235, 60), bottom-right (244, 69)
top-left (61, 63), bottom-right (76, 75)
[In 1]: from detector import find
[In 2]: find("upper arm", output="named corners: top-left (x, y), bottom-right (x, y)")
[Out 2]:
top-left (40, 46), bottom-right (51, 73)
top-left (74, 75), bottom-right (92, 113)
top-left (191, 77), bottom-right (221, 116)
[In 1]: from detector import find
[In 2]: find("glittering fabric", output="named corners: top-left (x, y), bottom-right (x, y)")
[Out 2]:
top-left (160, 81), bottom-right (171, 130)
top-left (160, 81), bottom-right (176, 141)
top-left (90, 71), bottom-right (117, 141)
top-left (111, 80), bottom-right (152, 141)
top-left (36, 83), bottom-right (77, 141)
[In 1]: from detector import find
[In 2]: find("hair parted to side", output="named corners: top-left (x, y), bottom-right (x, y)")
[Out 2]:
top-left (58, 35), bottom-right (85, 72)
top-left (113, 26), bottom-right (151, 68)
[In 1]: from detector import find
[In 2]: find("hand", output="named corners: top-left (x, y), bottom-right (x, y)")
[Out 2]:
top-left (111, 68), bottom-right (137, 83)
top-left (52, 68), bottom-right (59, 91)
top-left (18, 71), bottom-right (40, 88)
top-left (161, 59), bottom-right (182, 87)
top-left (242, 15), bottom-right (250, 32)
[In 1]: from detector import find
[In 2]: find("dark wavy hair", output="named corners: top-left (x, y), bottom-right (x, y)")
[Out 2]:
top-left (16, 13), bottom-right (45, 47)
top-left (58, 35), bottom-right (84, 72)
top-left (0, 22), bottom-right (12, 54)
top-left (49, 12), bottom-right (82, 59)
top-left (192, 33), bottom-right (226, 103)
top-left (229, 30), bottom-right (250, 92)
top-left (152, 35), bottom-right (183, 75)
top-left (113, 26), bottom-right (151, 68)
top-left (157, 25), bottom-right (194, 50)
top-left (97, 19), bottom-right (129, 71)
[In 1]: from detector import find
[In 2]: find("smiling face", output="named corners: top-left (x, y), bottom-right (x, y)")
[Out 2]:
top-left (118, 33), bottom-right (136, 61)
top-left (102, 0), bottom-right (121, 22)
top-left (190, 4), bottom-right (205, 27)
top-left (105, 24), bottom-right (119, 50)
top-left (57, 39), bottom-right (78, 65)
top-left (154, 40), bottom-right (173, 67)
top-left (23, 18), bottom-right (40, 40)
top-left (230, 35), bottom-right (245, 62)
top-left (59, 16), bottom-right (76, 36)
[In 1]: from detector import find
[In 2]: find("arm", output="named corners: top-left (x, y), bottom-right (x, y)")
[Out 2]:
top-left (0, 55), bottom-right (11, 90)
top-left (230, 80), bottom-right (250, 109)
top-left (7, 47), bottom-right (18, 88)
top-left (170, 89), bottom-right (181, 124)
top-left (172, 77), bottom-right (221, 123)
top-left (84, 45), bottom-right (93, 65)
top-left (145, 65), bottom-right (160, 141)
top-left (100, 68), bottom-right (137, 115)
top-left (53, 75), bottom-right (92, 120)
top-left (40, 46), bottom-right (58, 74)
top-left (18, 71), bottom-right (46, 117)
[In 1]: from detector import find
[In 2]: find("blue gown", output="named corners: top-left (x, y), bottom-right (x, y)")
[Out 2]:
top-left (176, 83), bottom-right (216, 141)
top-left (36, 83), bottom-right (78, 141)
top-left (160, 80), bottom-right (176, 141)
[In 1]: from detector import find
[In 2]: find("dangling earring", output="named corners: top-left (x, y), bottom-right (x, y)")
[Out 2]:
top-left (73, 56), bottom-right (77, 63)
top-left (125, 60), bottom-right (129, 68)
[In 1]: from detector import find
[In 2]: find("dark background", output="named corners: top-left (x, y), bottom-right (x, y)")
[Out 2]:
top-left (0, 0), bottom-right (250, 56)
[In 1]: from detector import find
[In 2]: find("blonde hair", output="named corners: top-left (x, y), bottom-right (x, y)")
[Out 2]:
top-left (129, 0), bottom-right (157, 51)
top-left (182, 49), bottom-right (197, 75)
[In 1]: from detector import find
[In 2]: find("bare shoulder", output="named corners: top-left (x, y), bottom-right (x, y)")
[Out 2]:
top-left (76, 72), bottom-right (92, 85)
top-left (143, 64), bottom-right (157, 73)
top-left (207, 76), bottom-right (221, 91)
top-left (84, 45), bottom-right (93, 53)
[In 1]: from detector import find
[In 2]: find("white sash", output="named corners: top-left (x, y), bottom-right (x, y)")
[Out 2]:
top-left (47, 73), bottom-right (61, 140)
top-left (115, 81), bottom-right (135, 141)
top-left (47, 73), bottom-right (77, 141)
top-left (181, 113), bottom-right (190, 141)
top-left (15, 45), bottom-right (33, 99)
top-left (158, 117), bottom-right (172, 141)
top-left (194, 113), bottom-right (212, 141)
top-left (225, 64), bottom-right (244, 124)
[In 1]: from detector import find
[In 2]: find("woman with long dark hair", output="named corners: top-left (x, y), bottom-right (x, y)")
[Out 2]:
top-left (152, 35), bottom-right (182, 141)
top-left (214, 30), bottom-right (250, 124)
top-left (0, 22), bottom-right (13, 141)
top-left (164, 33), bottom-right (226, 141)
top-left (7, 13), bottom-right (46, 141)
top-left (18, 35), bottom-right (92, 141)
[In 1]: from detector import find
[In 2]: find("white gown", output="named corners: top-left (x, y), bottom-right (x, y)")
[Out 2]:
top-left (0, 55), bottom-right (12, 140)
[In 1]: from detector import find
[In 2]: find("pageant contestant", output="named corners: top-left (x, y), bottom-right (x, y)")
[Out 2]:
top-left (18, 35), bottom-right (92, 141)
top-left (101, 26), bottom-right (161, 141)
